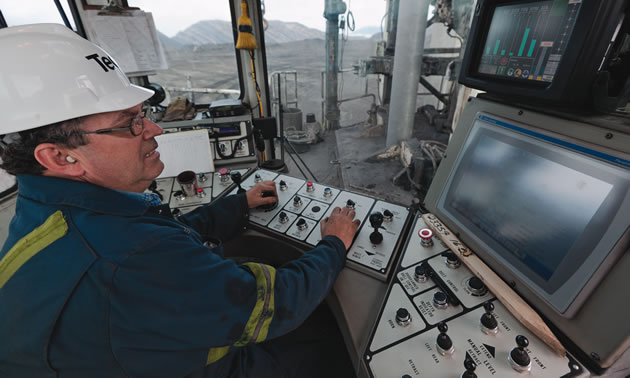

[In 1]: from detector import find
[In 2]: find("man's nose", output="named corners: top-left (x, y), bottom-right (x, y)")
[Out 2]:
top-left (143, 119), bottom-right (163, 138)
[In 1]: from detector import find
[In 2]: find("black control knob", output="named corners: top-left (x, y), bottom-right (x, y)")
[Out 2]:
top-left (395, 308), bottom-right (411, 326)
top-left (444, 251), bottom-right (461, 268)
top-left (279, 180), bottom-right (287, 191)
top-left (509, 335), bottom-right (532, 372)
top-left (256, 191), bottom-right (278, 211)
top-left (198, 173), bottom-right (207, 182)
top-left (462, 358), bottom-right (477, 378)
top-left (171, 208), bottom-right (181, 218)
top-left (480, 301), bottom-right (498, 334)
top-left (433, 291), bottom-right (448, 309)
top-left (467, 277), bottom-right (488, 296)
top-left (436, 321), bottom-right (454, 355)
top-left (369, 212), bottom-right (384, 244)
top-left (293, 196), bottom-right (303, 207)
top-left (324, 187), bottom-right (333, 198)
top-left (414, 264), bottom-right (428, 283)
top-left (254, 173), bottom-right (262, 183)
top-left (383, 209), bottom-right (394, 222)
top-left (346, 199), bottom-right (355, 209)
top-left (230, 171), bottom-right (245, 194)
top-left (296, 218), bottom-right (308, 231)
top-left (174, 190), bottom-right (185, 200)
top-left (279, 212), bottom-right (289, 224)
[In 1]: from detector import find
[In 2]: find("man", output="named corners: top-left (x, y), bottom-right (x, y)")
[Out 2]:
top-left (0, 24), bottom-right (359, 377)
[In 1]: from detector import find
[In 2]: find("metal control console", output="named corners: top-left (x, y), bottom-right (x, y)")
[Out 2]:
top-left (363, 214), bottom-right (586, 377)
top-left (146, 168), bottom-right (249, 216)
top-left (233, 169), bottom-right (413, 281)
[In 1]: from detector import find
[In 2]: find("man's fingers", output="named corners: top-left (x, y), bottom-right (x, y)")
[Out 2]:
top-left (331, 207), bottom-right (342, 215)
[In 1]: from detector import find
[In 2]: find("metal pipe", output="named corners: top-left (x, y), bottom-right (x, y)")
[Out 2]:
top-left (385, 0), bottom-right (430, 147)
top-left (324, 0), bottom-right (346, 130)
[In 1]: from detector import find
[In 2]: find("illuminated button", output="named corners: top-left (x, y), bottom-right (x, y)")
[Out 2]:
top-left (324, 187), bottom-right (333, 198)
top-left (418, 228), bottom-right (434, 247)
top-left (444, 252), bottom-right (461, 269)
top-left (279, 212), bottom-right (289, 224)
top-left (196, 187), bottom-right (206, 198)
top-left (279, 180), bottom-right (288, 191)
top-left (293, 196), bottom-right (303, 207)
top-left (306, 181), bottom-right (315, 192)
top-left (198, 173), bottom-right (208, 182)
top-left (414, 265), bottom-right (428, 283)
top-left (297, 218), bottom-right (308, 231)
top-left (395, 308), bottom-right (412, 327)
top-left (383, 209), bottom-right (394, 222)
top-left (219, 168), bottom-right (230, 183)
top-left (433, 291), bottom-right (448, 309)
top-left (346, 199), bottom-right (355, 209)
top-left (254, 174), bottom-right (262, 183)
top-left (466, 277), bottom-right (487, 296)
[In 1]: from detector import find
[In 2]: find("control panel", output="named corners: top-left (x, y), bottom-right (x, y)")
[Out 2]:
top-left (363, 215), bottom-right (586, 377)
top-left (146, 168), bottom-right (249, 216)
top-left (232, 169), bottom-right (413, 281)
top-left (159, 114), bottom-right (256, 166)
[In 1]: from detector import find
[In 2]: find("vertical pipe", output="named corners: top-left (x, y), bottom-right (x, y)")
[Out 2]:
top-left (324, 0), bottom-right (346, 130)
top-left (385, 0), bottom-right (430, 147)
top-left (325, 17), bottom-right (341, 130)
top-left (382, 0), bottom-right (400, 106)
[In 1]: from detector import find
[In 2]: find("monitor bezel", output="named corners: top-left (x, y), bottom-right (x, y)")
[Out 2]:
top-left (459, 0), bottom-right (626, 107)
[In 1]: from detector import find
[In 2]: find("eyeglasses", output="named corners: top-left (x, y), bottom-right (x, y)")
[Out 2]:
top-left (77, 114), bottom-right (146, 137)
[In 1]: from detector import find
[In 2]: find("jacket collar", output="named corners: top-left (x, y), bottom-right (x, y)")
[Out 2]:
top-left (17, 175), bottom-right (160, 216)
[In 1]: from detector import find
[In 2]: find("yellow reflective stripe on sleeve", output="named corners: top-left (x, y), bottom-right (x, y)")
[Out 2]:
top-left (234, 262), bottom-right (276, 347)
top-left (0, 210), bottom-right (68, 289)
top-left (206, 346), bottom-right (230, 365)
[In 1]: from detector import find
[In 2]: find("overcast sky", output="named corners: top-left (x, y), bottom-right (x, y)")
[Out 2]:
top-left (1, 0), bottom-right (388, 37)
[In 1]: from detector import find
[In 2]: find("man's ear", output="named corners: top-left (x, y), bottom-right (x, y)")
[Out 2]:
top-left (33, 143), bottom-right (85, 177)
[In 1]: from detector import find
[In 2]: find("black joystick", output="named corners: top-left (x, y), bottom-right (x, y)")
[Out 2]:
top-left (480, 301), bottom-right (498, 333)
top-left (461, 358), bottom-right (477, 378)
top-left (369, 212), bottom-right (384, 244)
top-left (436, 321), bottom-right (454, 355)
top-left (230, 171), bottom-right (245, 194)
top-left (346, 199), bottom-right (355, 209)
top-left (509, 335), bottom-right (531, 372)
top-left (256, 191), bottom-right (278, 211)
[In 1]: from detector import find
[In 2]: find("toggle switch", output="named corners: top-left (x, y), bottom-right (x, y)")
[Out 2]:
top-left (436, 321), bottom-right (454, 356)
top-left (509, 335), bottom-right (532, 372)
top-left (480, 301), bottom-right (498, 335)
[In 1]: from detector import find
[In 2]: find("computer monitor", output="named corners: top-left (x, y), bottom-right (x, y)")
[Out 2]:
top-left (459, 0), bottom-right (628, 109)
top-left (427, 108), bottom-right (630, 317)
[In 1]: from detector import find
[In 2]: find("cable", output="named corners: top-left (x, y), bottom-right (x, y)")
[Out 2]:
top-left (248, 50), bottom-right (263, 117)
top-left (446, 27), bottom-right (464, 47)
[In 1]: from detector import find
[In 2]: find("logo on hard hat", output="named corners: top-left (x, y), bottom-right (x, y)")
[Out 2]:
top-left (85, 53), bottom-right (119, 72)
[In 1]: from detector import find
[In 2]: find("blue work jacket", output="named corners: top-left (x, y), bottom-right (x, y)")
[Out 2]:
top-left (0, 175), bottom-right (347, 378)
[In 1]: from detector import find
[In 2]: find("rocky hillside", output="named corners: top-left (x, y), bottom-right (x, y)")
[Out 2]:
top-left (161, 20), bottom-right (325, 46)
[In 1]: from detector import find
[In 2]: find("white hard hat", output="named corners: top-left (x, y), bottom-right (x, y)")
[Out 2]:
top-left (0, 23), bottom-right (154, 134)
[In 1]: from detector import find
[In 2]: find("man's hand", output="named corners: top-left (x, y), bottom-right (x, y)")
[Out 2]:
top-left (245, 181), bottom-right (278, 209)
top-left (320, 207), bottom-right (361, 250)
